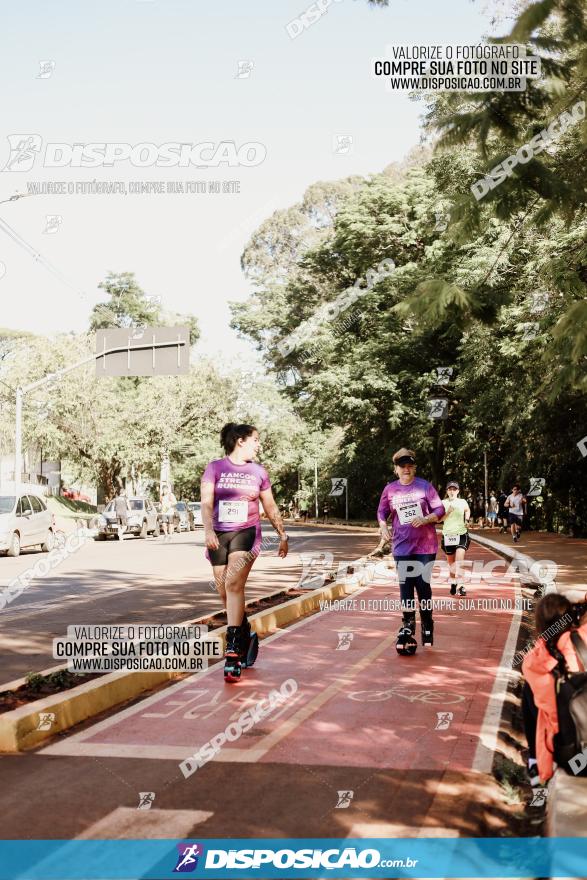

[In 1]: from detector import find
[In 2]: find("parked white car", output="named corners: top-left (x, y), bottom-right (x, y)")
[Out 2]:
top-left (187, 501), bottom-right (203, 527)
top-left (95, 497), bottom-right (159, 540)
top-left (0, 493), bottom-right (55, 557)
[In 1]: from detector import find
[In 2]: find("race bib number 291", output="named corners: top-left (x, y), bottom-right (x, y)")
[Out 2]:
top-left (218, 500), bottom-right (248, 523)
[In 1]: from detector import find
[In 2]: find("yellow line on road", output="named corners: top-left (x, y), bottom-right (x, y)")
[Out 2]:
top-left (227, 633), bottom-right (395, 763)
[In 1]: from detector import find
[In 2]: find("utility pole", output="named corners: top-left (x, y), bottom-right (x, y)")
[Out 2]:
top-left (160, 452), bottom-right (171, 497)
top-left (484, 449), bottom-right (489, 521)
top-left (314, 458), bottom-right (318, 520)
top-left (14, 386), bottom-right (23, 488)
top-left (345, 477), bottom-right (349, 523)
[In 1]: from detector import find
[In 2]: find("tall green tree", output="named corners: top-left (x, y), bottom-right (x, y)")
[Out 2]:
top-left (91, 271), bottom-right (200, 345)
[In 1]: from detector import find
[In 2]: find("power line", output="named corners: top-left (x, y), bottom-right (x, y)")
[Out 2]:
top-left (0, 215), bottom-right (87, 299)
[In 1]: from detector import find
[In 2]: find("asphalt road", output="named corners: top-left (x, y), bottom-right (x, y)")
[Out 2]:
top-left (0, 523), bottom-right (378, 683)
top-left (0, 536), bottom-right (522, 844)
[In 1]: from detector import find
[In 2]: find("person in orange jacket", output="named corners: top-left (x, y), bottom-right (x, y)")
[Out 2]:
top-left (522, 593), bottom-right (587, 784)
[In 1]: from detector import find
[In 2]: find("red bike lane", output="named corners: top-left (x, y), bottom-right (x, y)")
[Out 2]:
top-left (40, 540), bottom-right (523, 839)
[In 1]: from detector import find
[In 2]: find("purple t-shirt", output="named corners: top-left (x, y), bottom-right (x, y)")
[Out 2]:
top-left (377, 476), bottom-right (444, 556)
top-left (202, 457), bottom-right (270, 533)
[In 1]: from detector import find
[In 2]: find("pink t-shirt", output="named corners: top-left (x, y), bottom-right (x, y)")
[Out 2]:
top-left (377, 476), bottom-right (444, 556)
top-left (202, 457), bottom-right (270, 532)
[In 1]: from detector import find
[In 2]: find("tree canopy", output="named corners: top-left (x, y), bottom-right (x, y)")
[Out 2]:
top-left (230, 0), bottom-right (587, 530)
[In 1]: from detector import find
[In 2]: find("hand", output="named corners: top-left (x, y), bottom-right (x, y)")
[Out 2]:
top-left (278, 538), bottom-right (289, 558)
top-left (445, 504), bottom-right (454, 513)
top-left (205, 530), bottom-right (219, 551)
top-left (411, 517), bottom-right (427, 528)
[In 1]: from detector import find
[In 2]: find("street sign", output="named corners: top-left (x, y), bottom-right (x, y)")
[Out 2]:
top-left (95, 326), bottom-right (190, 377)
top-left (428, 398), bottom-right (449, 420)
top-left (527, 477), bottom-right (545, 497)
top-left (329, 478), bottom-right (347, 497)
top-left (435, 367), bottom-right (453, 385)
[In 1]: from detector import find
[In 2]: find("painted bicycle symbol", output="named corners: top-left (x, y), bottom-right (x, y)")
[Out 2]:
top-left (347, 686), bottom-right (465, 705)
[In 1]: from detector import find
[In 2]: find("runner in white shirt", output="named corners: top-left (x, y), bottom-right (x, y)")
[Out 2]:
top-left (505, 484), bottom-right (526, 543)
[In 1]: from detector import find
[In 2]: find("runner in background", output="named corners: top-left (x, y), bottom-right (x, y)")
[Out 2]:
top-left (487, 491), bottom-right (498, 529)
top-left (160, 484), bottom-right (177, 537)
top-left (114, 489), bottom-right (130, 542)
top-left (377, 447), bottom-right (444, 654)
top-left (201, 422), bottom-right (288, 682)
top-left (497, 489), bottom-right (509, 533)
top-left (505, 484), bottom-right (527, 543)
top-left (440, 481), bottom-right (471, 596)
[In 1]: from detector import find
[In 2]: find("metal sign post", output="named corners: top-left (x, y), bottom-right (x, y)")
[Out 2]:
top-left (14, 328), bottom-right (190, 489)
top-left (329, 477), bottom-right (348, 522)
top-left (95, 326), bottom-right (189, 376)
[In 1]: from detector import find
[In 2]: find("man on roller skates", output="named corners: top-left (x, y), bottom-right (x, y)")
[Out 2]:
top-left (377, 448), bottom-right (444, 655)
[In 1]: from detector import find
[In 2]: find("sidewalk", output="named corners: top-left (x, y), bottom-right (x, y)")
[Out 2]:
top-left (472, 528), bottom-right (587, 597)
top-left (472, 529), bottom-right (587, 838)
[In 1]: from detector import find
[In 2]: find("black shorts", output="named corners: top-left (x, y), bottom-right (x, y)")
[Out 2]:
top-left (208, 526), bottom-right (256, 566)
top-left (441, 532), bottom-right (470, 554)
top-left (508, 513), bottom-right (523, 527)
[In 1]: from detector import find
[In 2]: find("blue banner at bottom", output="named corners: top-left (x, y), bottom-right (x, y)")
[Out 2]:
top-left (2, 838), bottom-right (586, 879)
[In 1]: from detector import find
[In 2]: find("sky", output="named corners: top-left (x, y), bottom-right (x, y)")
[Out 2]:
top-left (0, 0), bottom-right (508, 367)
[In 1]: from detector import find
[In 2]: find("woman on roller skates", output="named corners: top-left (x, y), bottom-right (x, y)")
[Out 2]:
top-left (377, 448), bottom-right (444, 655)
top-left (201, 423), bottom-right (289, 682)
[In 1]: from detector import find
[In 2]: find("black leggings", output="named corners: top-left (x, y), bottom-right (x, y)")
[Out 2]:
top-left (394, 553), bottom-right (436, 617)
top-left (522, 681), bottom-right (538, 760)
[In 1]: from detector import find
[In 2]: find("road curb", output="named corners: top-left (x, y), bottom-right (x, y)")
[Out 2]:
top-left (469, 533), bottom-right (543, 586)
top-left (0, 580), bottom-right (296, 693)
top-left (0, 570), bottom-right (371, 753)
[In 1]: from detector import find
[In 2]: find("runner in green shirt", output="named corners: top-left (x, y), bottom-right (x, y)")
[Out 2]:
top-left (441, 481), bottom-right (471, 596)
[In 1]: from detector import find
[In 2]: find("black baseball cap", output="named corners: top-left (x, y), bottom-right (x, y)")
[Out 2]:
top-left (447, 481), bottom-right (460, 489)
top-left (393, 447), bottom-right (416, 465)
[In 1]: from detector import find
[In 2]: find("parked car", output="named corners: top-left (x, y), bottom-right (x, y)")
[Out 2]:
top-left (187, 501), bottom-right (203, 527)
top-left (0, 493), bottom-right (55, 557)
top-left (154, 502), bottom-right (181, 535)
top-left (95, 497), bottom-right (159, 540)
top-left (175, 501), bottom-right (195, 532)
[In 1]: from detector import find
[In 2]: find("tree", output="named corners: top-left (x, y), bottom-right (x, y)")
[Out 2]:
top-left (231, 125), bottom-right (587, 527)
top-left (90, 271), bottom-right (200, 345)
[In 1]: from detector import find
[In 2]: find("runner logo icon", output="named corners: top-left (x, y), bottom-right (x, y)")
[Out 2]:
top-left (335, 790), bottom-right (354, 808)
top-left (435, 711), bottom-right (453, 730)
top-left (2, 134), bottom-right (42, 171)
top-left (174, 843), bottom-right (203, 872)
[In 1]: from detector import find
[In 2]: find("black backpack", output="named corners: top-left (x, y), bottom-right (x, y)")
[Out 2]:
top-left (550, 631), bottom-right (587, 776)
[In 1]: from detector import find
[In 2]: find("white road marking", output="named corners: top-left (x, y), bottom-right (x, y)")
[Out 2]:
top-left (12, 808), bottom-right (213, 880)
top-left (472, 575), bottom-right (522, 773)
top-left (76, 807), bottom-right (213, 839)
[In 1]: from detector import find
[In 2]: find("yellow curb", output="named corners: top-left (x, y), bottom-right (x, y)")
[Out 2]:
top-left (0, 576), bottom-right (365, 753)
top-left (0, 581), bottom-right (311, 693)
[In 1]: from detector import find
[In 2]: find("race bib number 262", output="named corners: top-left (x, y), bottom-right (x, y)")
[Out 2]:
top-left (397, 500), bottom-right (423, 525)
